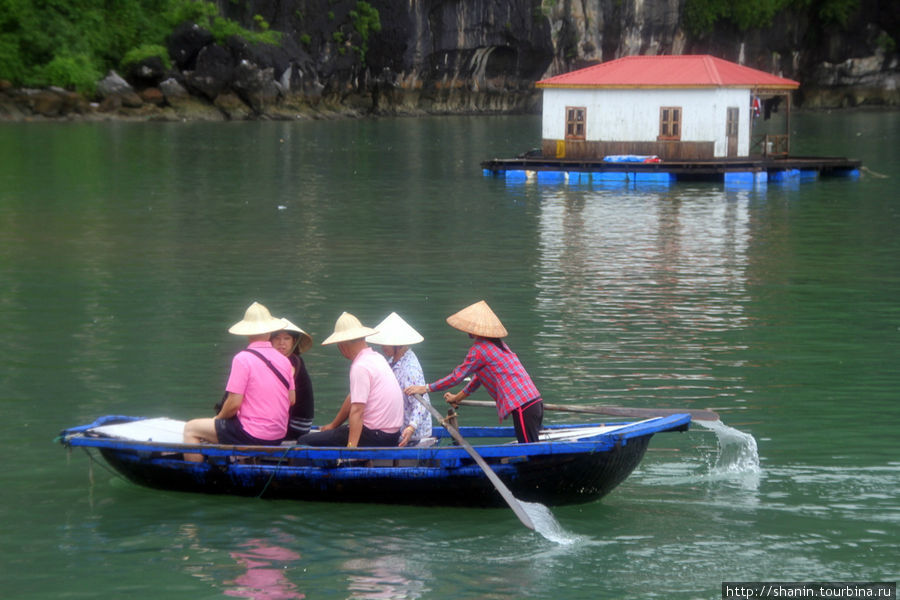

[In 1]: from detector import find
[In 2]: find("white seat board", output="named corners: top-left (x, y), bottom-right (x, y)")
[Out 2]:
top-left (538, 418), bottom-right (657, 441)
top-left (90, 418), bottom-right (187, 444)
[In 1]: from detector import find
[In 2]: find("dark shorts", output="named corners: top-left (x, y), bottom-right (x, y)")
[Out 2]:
top-left (511, 398), bottom-right (543, 443)
top-left (214, 417), bottom-right (282, 446)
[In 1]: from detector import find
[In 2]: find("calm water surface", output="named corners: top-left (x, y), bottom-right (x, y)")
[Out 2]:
top-left (1, 111), bottom-right (898, 599)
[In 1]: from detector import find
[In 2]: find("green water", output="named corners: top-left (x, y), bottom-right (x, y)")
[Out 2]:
top-left (1, 112), bottom-right (897, 599)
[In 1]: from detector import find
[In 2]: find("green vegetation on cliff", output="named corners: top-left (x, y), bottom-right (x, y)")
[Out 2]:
top-left (349, 1), bottom-right (381, 66)
top-left (0, 0), bottom-right (279, 94)
top-left (684, 0), bottom-right (861, 33)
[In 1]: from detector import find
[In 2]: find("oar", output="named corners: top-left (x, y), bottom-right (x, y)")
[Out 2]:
top-left (456, 399), bottom-right (720, 422)
top-left (414, 394), bottom-right (535, 531)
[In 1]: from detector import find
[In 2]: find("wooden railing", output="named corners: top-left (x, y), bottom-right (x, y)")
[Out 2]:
top-left (751, 134), bottom-right (790, 157)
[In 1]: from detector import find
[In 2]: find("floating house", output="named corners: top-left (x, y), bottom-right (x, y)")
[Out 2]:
top-left (482, 55), bottom-right (860, 185)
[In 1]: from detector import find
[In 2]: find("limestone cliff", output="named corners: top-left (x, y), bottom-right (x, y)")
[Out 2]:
top-left (2, 0), bottom-right (896, 120)
top-left (225, 0), bottom-right (899, 114)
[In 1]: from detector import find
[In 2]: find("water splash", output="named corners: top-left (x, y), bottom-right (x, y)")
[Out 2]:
top-left (696, 419), bottom-right (760, 474)
top-left (519, 421), bottom-right (761, 543)
top-left (520, 501), bottom-right (586, 545)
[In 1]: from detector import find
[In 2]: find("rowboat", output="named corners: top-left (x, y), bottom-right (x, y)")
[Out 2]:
top-left (58, 413), bottom-right (691, 507)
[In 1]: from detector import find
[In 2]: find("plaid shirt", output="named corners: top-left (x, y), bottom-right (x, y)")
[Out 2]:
top-left (429, 338), bottom-right (541, 420)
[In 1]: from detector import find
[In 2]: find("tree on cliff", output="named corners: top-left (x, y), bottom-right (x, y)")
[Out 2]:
top-left (0, 0), bottom-right (279, 93)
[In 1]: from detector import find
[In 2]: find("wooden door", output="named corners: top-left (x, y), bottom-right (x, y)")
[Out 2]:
top-left (726, 107), bottom-right (739, 157)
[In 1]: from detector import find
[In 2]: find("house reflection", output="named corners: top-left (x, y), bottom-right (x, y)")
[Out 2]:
top-left (532, 188), bottom-right (754, 408)
top-left (342, 553), bottom-right (427, 599)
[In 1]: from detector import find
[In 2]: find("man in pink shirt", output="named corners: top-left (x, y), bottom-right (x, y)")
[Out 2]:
top-left (183, 302), bottom-right (295, 461)
top-left (298, 312), bottom-right (403, 447)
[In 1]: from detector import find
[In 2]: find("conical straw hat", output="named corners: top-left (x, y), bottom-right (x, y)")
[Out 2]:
top-left (445, 300), bottom-right (508, 338)
top-left (277, 318), bottom-right (314, 354)
top-left (228, 302), bottom-right (289, 336)
top-left (366, 312), bottom-right (424, 346)
top-left (321, 312), bottom-right (378, 345)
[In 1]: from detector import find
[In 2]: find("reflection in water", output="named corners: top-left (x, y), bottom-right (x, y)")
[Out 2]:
top-left (175, 525), bottom-right (306, 600)
top-left (224, 539), bottom-right (304, 600)
top-left (343, 552), bottom-right (428, 599)
top-left (534, 188), bottom-right (754, 412)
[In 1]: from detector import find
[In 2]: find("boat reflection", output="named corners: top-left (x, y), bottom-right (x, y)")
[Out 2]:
top-left (223, 539), bottom-right (305, 600)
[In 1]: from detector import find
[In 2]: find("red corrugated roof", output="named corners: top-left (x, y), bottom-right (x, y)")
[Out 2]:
top-left (537, 55), bottom-right (799, 90)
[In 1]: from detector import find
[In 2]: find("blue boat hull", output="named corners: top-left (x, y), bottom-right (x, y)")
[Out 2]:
top-left (60, 414), bottom-right (690, 507)
top-left (97, 440), bottom-right (651, 506)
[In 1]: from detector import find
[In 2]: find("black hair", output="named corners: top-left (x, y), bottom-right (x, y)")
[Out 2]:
top-left (483, 337), bottom-right (508, 351)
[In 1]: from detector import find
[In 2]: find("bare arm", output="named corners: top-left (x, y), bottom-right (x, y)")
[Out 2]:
top-left (321, 394), bottom-right (351, 431)
top-left (347, 402), bottom-right (365, 447)
top-left (216, 392), bottom-right (243, 419)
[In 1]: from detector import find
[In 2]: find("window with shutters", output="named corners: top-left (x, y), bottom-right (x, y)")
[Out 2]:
top-left (565, 107), bottom-right (586, 140)
top-left (658, 106), bottom-right (682, 140)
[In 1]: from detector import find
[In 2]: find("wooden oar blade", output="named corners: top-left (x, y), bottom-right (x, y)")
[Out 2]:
top-left (414, 395), bottom-right (535, 530)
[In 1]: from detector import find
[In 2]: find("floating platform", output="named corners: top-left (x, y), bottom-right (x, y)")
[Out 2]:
top-left (481, 155), bottom-right (861, 186)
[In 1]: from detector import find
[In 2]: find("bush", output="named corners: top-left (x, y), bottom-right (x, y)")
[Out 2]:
top-left (683, 0), bottom-right (860, 34)
top-left (33, 53), bottom-right (101, 94)
top-left (1, 0), bottom-right (281, 91)
top-left (875, 31), bottom-right (896, 54)
top-left (0, 36), bottom-right (27, 83)
top-left (349, 1), bottom-right (381, 66)
top-left (121, 44), bottom-right (172, 72)
top-left (207, 15), bottom-right (281, 45)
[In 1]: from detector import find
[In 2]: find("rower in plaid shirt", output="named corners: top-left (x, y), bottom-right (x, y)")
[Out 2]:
top-left (405, 300), bottom-right (543, 443)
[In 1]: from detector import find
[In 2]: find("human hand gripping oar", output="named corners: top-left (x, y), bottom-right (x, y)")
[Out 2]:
top-left (413, 394), bottom-right (535, 531)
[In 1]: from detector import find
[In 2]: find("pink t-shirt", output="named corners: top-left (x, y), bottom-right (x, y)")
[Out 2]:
top-left (349, 347), bottom-right (403, 433)
top-left (225, 341), bottom-right (295, 441)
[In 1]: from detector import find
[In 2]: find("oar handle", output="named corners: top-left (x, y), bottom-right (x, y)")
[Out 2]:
top-left (456, 399), bottom-right (720, 422)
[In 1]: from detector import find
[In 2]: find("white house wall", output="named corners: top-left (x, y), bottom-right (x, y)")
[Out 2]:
top-left (541, 87), bottom-right (751, 157)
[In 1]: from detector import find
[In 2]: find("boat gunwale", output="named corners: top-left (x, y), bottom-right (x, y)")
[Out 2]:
top-left (59, 414), bottom-right (691, 462)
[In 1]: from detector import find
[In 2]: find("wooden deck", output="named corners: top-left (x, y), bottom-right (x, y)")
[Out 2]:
top-left (481, 155), bottom-right (861, 181)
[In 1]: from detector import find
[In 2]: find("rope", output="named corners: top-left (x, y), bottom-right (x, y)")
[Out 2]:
top-left (255, 444), bottom-right (296, 499)
top-left (861, 166), bottom-right (888, 179)
top-left (79, 447), bottom-right (127, 482)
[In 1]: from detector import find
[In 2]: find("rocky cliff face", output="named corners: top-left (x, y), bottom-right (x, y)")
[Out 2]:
top-left (225, 0), bottom-right (899, 113)
top-left (1, 0), bottom-right (896, 121)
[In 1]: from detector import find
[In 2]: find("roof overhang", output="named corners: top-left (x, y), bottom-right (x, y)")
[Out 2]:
top-left (536, 55), bottom-right (800, 91)
top-left (536, 83), bottom-right (799, 91)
